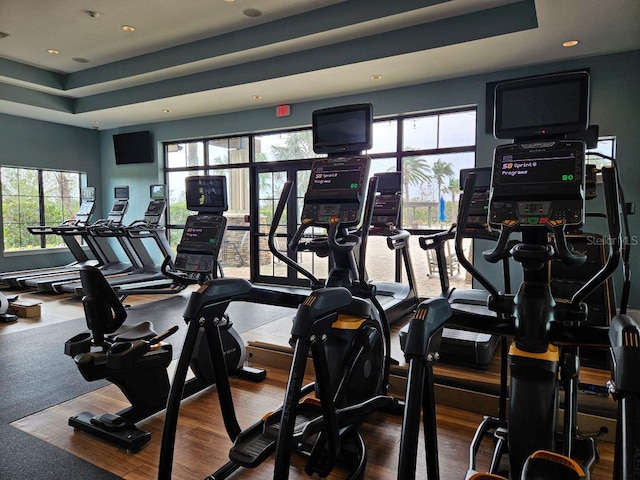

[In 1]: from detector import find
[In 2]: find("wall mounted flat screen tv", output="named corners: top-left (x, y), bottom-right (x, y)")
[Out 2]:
top-left (312, 103), bottom-right (373, 155)
top-left (493, 71), bottom-right (590, 140)
top-left (113, 131), bottom-right (154, 164)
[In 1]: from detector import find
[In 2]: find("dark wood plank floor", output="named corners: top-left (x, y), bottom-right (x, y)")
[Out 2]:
top-left (4, 287), bottom-right (616, 479)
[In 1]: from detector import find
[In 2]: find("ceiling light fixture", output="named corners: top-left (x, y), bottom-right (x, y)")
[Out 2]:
top-left (251, 95), bottom-right (262, 100)
top-left (121, 25), bottom-right (136, 32)
top-left (73, 57), bottom-right (90, 64)
top-left (162, 109), bottom-right (172, 113)
top-left (243, 8), bottom-right (263, 18)
top-left (370, 75), bottom-right (383, 81)
top-left (86, 10), bottom-right (100, 18)
top-left (47, 49), bottom-right (60, 55)
top-left (563, 40), bottom-right (579, 47)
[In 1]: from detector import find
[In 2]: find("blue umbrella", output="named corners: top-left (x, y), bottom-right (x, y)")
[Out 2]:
top-left (439, 196), bottom-right (446, 222)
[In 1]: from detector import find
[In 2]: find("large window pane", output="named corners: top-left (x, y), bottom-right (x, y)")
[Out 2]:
top-left (370, 120), bottom-right (397, 154)
top-left (166, 170), bottom-right (205, 225)
top-left (166, 142), bottom-right (204, 168)
top-left (401, 152), bottom-right (474, 229)
top-left (438, 110), bottom-right (477, 148)
top-left (207, 137), bottom-right (249, 165)
top-left (1, 167), bottom-right (83, 252)
top-left (254, 130), bottom-right (317, 162)
top-left (403, 116), bottom-right (438, 151)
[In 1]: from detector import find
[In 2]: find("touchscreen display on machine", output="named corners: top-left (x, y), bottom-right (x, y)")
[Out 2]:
top-left (175, 214), bottom-right (226, 272)
top-left (310, 163), bottom-right (365, 191)
top-left (489, 140), bottom-right (585, 227)
top-left (302, 156), bottom-right (370, 227)
top-left (496, 150), bottom-right (579, 185)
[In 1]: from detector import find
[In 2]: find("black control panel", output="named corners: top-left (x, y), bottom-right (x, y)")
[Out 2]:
top-left (174, 214), bottom-right (226, 273)
top-left (301, 156), bottom-right (370, 228)
top-left (489, 140), bottom-right (585, 227)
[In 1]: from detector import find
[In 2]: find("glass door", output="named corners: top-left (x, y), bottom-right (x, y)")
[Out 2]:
top-left (252, 163), bottom-right (327, 286)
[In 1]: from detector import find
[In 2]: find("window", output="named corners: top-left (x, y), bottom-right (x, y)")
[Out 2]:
top-left (1, 166), bottom-right (83, 252)
top-left (163, 107), bottom-right (477, 292)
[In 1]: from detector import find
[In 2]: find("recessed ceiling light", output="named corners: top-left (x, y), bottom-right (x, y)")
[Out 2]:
top-left (162, 109), bottom-right (172, 113)
top-left (225, 0), bottom-right (235, 2)
top-left (121, 25), bottom-right (136, 32)
top-left (73, 57), bottom-right (90, 64)
top-left (85, 10), bottom-right (100, 18)
top-left (243, 8), bottom-right (263, 18)
top-left (251, 95), bottom-right (262, 100)
top-left (47, 49), bottom-right (60, 55)
top-left (563, 40), bottom-right (579, 47)
top-left (370, 75), bottom-right (383, 81)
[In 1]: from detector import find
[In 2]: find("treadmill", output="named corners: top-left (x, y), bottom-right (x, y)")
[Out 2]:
top-left (0, 187), bottom-right (98, 288)
top-left (56, 184), bottom-right (174, 295)
top-left (21, 186), bottom-right (136, 291)
top-left (363, 172), bottom-right (419, 324)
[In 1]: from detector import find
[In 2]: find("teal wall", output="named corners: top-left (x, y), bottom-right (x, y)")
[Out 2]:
top-left (0, 114), bottom-right (101, 270)
top-left (2, 49), bottom-right (638, 307)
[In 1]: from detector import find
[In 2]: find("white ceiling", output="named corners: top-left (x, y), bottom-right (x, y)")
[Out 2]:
top-left (0, 0), bottom-right (638, 130)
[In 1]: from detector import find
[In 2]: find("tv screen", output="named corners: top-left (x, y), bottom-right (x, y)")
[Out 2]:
top-left (493, 71), bottom-right (590, 140)
top-left (114, 186), bottom-right (129, 199)
top-left (312, 103), bottom-right (373, 155)
top-left (81, 187), bottom-right (95, 201)
top-left (185, 176), bottom-right (228, 212)
top-left (113, 131), bottom-right (154, 164)
top-left (374, 172), bottom-right (401, 194)
top-left (150, 184), bottom-right (165, 199)
top-left (460, 167), bottom-right (492, 191)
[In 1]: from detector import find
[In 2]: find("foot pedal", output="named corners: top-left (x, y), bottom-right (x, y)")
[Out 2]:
top-left (228, 421), bottom-right (277, 468)
top-left (69, 411), bottom-right (151, 452)
top-left (237, 365), bottom-right (267, 382)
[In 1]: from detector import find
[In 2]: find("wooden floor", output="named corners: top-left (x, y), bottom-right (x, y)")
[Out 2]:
top-left (3, 286), bottom-right (616, 479)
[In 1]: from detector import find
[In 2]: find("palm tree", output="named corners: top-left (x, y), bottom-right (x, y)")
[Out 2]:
top-left (431, 159), bottom-right (455, 202)
top-left (399, 156), bottom-right (432, 202)
top-left (270, 131), bottom-right (314, 160)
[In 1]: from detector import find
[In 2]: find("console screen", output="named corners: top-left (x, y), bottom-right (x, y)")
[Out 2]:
top-left (497, 151), bottom-right (579, 185)
top-left (311, 164), bottom-right (364, 191)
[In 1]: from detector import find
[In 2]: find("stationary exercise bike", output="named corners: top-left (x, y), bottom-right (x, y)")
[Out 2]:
top-left (159, 153), bottom-right (397, 479)
top-left (63, 175), bottom-right (264, 451)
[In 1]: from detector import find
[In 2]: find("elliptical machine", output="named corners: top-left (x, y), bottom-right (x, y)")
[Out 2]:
top-left (63, 175), bottom-right (264, 451)
top-left (158, 154), bottom-right (397, 479)
top-left (398, 70), bottom-right (637, 479)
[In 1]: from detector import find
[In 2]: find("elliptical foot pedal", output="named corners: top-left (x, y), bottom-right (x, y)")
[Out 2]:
top-left (68, 411), bottom-right (151, 451)
top-left (228, 419), bottom-right (278, 468)
top-left (237, 365), bottom-right (267, 382)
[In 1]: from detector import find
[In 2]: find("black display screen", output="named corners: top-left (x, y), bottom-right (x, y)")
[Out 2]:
top-left (181, 224), bottom-right (222, 246)
top-left (312, 103), bottom-right (373, 155)
top-left (460, 167), bottom-right (492, 191)
top-left (310, 164), bottom-right (363, 191)
top-left (185, 176), bottom-right (228, 212)
top-left (494, 71), bottom-right (589, 140)
top-left (496, 151), bottom-right (579, 185)
top-left (114, 186), bottom-right (129, 199)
